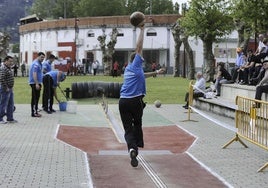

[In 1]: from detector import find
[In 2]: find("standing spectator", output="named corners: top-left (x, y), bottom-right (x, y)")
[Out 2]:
top-left (29, 52), bottom-right (45, 117)
top-left (0, 56), bottom-right (17, 124)
top-left (214, 62), bottom-right (233, 96)
top-left (92, 60), bottom-right (99, 76)
top-left (42, 54), bottom-right (55, 74)
top-left (21, 61), bottom-right (26, 77)
top-left (182, 71), bottom-right (206, 109)
top-left (151, 62), bottom-right (157, 77)
top-left (113, 61), bottom-right (119, 77)
top-left (122, 62), bottom-right (128, 74)
top-left (42, 54), bottom-right (55, 110)
top-left (12, 63), bottom-right (18, 77)
top-left (42, 70), bottom-right (66, 114)
top-left (119, 22), bottom-right (165, 167)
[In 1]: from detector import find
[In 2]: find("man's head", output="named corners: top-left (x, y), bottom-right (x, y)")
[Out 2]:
top-left (258, 34), bottom-right (264, 41)
top-left (37, 52), bottom-right (45, 62)
top-left (60, 71), bottom-right (66, 82)
top-left (48, 54), bottom-right (56, 63)
top-left (3, 56), bottom-right (13, 67)
top-left (196, 71), bottom-right (203, 79)
top-left (217, 62), bottom-right (225, 68)
top-left (263, 57), bottom-right (268, 69)
top-left (236, 47), bottom-right (242, 54)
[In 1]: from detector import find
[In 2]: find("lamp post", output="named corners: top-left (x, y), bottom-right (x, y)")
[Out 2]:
top-left (74, 17), bottom-right (79, 75)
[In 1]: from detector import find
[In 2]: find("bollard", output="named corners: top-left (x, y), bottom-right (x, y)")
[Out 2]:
top-left (64, 87), bottom-right (72, 99)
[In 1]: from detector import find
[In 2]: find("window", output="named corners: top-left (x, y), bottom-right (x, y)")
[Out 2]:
top-left (87, 30), bottom-right (95, 37)
top-left (147, 29), bottom-right (157, 36)
top-left (117, 29), bottom-right (124, 37)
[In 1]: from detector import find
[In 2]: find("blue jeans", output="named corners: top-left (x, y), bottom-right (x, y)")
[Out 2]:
top-left (0, 87), bottom-right (14, 121)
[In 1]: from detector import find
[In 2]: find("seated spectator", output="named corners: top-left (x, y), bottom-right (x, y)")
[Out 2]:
top-left (238, 50), bottom-right (256, 85)
top-left (231, 47), bottom-right (245, 83)
top-left (183, 71), bottom-right (206, 109)
top-left (214, 62), bottom-right (233, 96)
top-left (248, 38), bottom-right (268, 85)
top-left (254, 58), bottom-right (268, 107)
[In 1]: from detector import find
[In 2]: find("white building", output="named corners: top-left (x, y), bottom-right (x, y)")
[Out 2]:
top-left (19, 14), bottom-right (240, 75)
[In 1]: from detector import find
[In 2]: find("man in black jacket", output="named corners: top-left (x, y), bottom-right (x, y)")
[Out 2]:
top-left (0, 56), bottom-right (17, 124)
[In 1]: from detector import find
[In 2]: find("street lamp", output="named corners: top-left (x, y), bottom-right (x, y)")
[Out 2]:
top-left (74, 17), bottom-right (79, 75)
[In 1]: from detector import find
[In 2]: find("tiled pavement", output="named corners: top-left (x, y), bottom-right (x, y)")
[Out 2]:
top-left (0, 103), bottom-right (267, 187)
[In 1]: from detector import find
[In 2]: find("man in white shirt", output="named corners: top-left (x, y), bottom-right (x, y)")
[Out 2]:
top-left (183, 71), bottom-right (206, 109)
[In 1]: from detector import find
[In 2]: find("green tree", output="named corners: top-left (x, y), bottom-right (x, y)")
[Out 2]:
top-left (73, 0), bottom-right (126, 17)
top-left (180, 0), bottom-right (234, 81)
top-left (12, 43), bottom-right (20, 53)
top-left (31, 0), bottom-right (79, 19)
top-left (31, 0), bottom-right (177, 18)
top-left (230, 0), bottom-right (268, 50)
top-left (126, 0), bottom-right (175, 15)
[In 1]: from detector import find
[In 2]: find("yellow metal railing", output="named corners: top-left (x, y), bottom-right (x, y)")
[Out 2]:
top-left (223, 96), bottom-right (268, 172)
top-left (182, 81), bottom-right (198, 122)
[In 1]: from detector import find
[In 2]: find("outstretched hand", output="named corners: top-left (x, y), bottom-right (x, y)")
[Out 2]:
top-left (156, 68), bottom-right (166, 74)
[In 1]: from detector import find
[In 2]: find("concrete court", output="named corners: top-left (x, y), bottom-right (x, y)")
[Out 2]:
top-left (0, 103), bottom-right (267, 187)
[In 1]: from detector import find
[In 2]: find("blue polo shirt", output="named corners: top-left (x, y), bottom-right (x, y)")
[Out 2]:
top-left (42, 60), bottom-right (52, 73)
top-left (45, 71), bottom-right (65, 88)
top-left (29, 59), bottom-right (43, 84)
top-left (120, 54), bottom-right (145, 98)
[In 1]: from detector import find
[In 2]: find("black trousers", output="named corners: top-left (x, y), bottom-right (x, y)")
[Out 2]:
top-left (119, 96), bottom-right (145, 151)
top-left (184, 91), bottom-right (204, 106)
top-left (30, 84), bottom-right (41, 115)
top-left (255, 85), bottom-right (268, 100)
top-left (42, 75), bottom-right (54, 111)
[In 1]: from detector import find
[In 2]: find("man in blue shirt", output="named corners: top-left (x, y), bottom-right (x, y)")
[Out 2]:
top-left (42, 54), bottom-right (55, 74)
top-left (231, 47), bottom-right (245, 83)
top-left (29, 52), bottom-right (45, 117)
top-left (42, 70), bottom-right (66, 114)
top-left (119, 21), bottom-right (164, 167)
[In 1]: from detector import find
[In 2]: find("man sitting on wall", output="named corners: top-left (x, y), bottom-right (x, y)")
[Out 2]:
top-left (182, 71), bottom-right (206, 109)
top-left (254, 57), bottom-right (268, 107)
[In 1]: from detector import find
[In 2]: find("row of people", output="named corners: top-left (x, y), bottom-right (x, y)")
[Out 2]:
top-left (182, 56), bottom-right (268, 109)
top-left (232, 35), bottom-right (268, 85)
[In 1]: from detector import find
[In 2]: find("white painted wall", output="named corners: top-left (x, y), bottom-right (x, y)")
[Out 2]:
top-left (20, 25), bottom-right (239, 72)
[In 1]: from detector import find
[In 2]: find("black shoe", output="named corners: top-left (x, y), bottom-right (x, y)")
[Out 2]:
top-left (216, 94), bottom-right (220, 96)
top-left (44, 110), bottom-right (52, 114)
top-left (32, 113), bottom-right (42, 117)
top-left (50, 109), bottom-right (56, 113)
top-left (182, 105), bottom-right (188, 109)
top-left (129, 148), bottom-right (138, 167)
top-left (239, 81), bottom-right (247, 85)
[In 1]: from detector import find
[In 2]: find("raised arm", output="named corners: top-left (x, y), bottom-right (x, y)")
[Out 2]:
top-left (135, 22), bottom-right (145, 55)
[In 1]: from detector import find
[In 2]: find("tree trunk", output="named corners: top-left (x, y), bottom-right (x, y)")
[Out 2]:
top-left (173, 41), bottom-right (182, 77)
top-left (182, 36), bottom-right (195, 79)
top-left (172, 23), bottom-right (182, 77)
top-left (203, 40), bottom-right (215, 82)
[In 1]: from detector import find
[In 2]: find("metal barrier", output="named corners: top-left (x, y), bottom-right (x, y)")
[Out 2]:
top-left (223, 96), bottom-right (268, 172)
top-left (182, 81), bottom-right (198, 122)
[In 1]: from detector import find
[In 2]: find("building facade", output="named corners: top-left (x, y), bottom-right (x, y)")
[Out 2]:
top-left (19, 14), bottom-right (240, 75)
